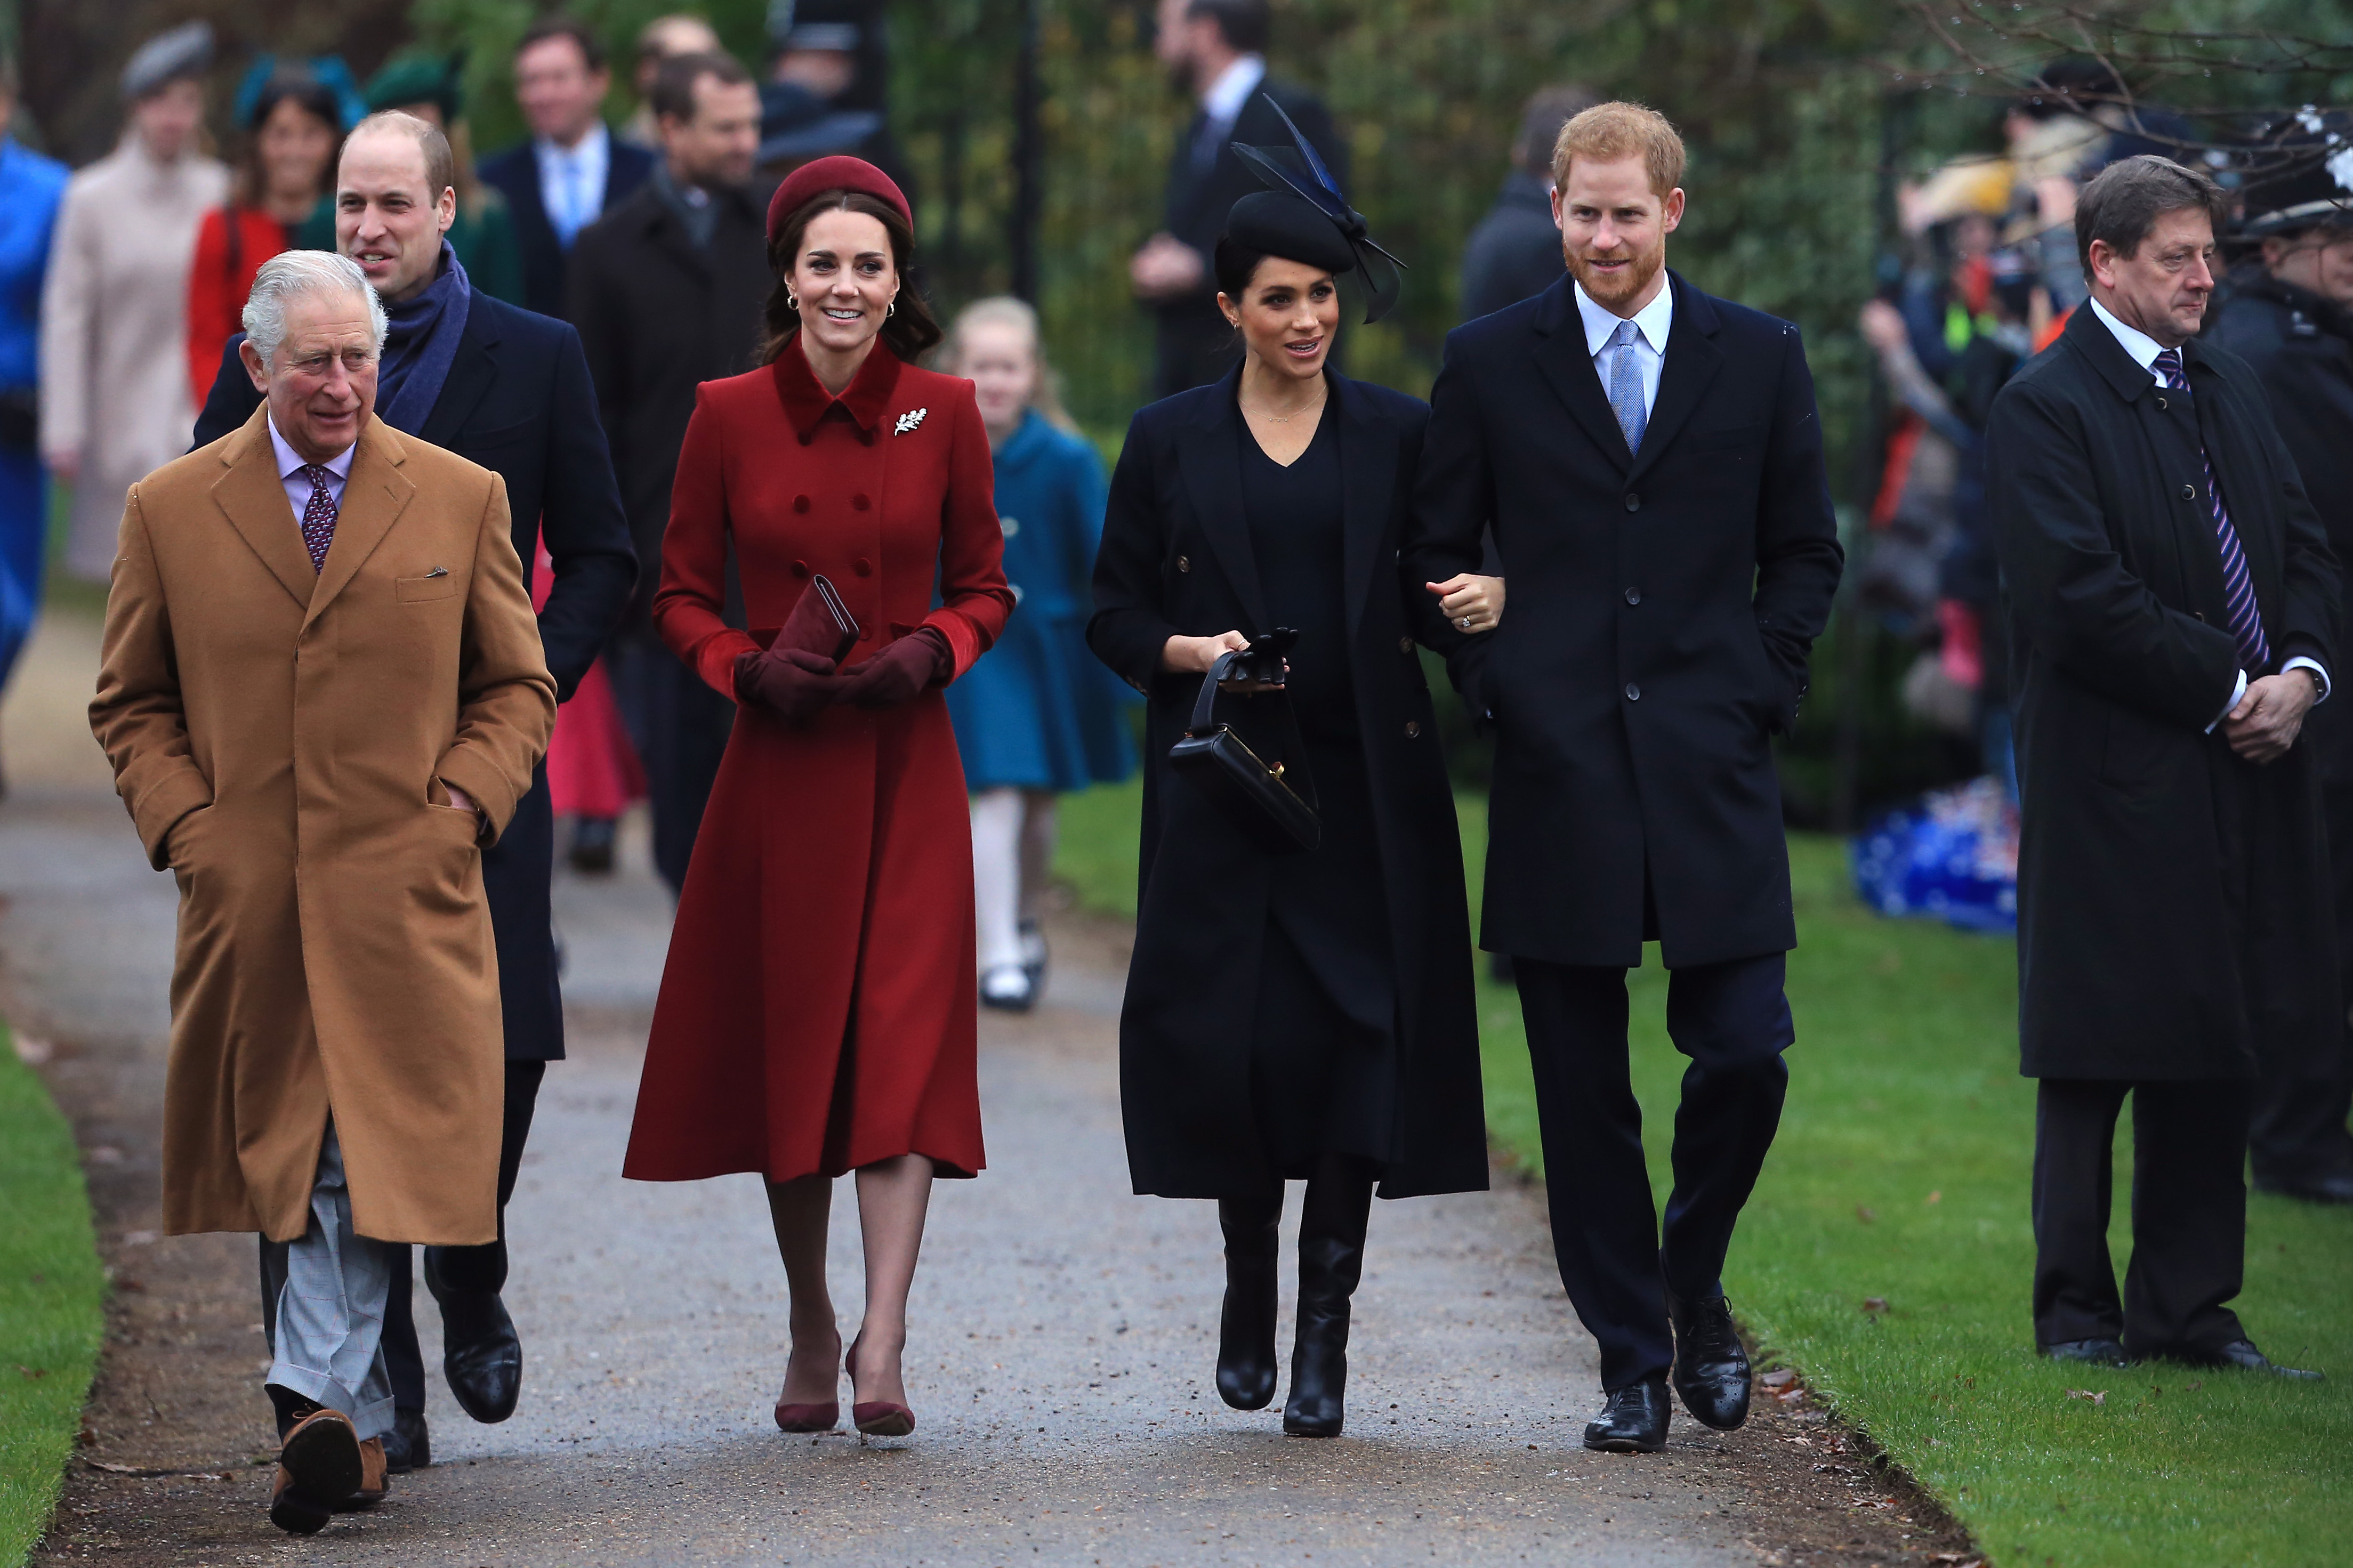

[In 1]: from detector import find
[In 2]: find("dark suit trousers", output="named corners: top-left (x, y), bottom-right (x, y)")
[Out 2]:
top-left (2252, 777), bottom-right (2353, 1185)
top-left (1514, 951), bottom-right (1793, 1392)
top-left (264, 1061), bottom-right (546, 1418)
top-left (2031, 1078), bottom-right (2251, 1357)
top-left (609, 628), bottom-right (735, 896)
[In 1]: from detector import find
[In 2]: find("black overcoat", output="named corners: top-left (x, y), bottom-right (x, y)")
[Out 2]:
top-left (568, 179), bottom-right (772, 630)
top-left (1089, 369), bottom-right (1488, 1201)
top-left (1400, 272), bottom-right (1844, 970)
top-left (477, 135), bottom-right (657, 323)
top-left (1985, 303), bottom-right (2341, 1081)
top-left (194, 294), bottom-right (639, 1062)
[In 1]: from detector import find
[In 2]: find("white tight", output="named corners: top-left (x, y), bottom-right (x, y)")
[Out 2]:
top-left (971, 787), bottom-right (1057, 970)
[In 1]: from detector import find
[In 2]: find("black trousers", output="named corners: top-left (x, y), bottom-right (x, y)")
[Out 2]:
top-left (2251, 1054), bottom-right (2353, 1187)
top-left (609, 629), bottom-right (734, 895)
top-left (264, 1060), bottom-right (546, 1419)
top-left (2031, 1077), bottom-right (2251, 1358)
top-left (1514, 951), bottom-right (1792, 1392)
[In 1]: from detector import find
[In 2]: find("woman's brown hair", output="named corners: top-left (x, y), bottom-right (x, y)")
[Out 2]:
top-left (761, 190), bottom-right (943, 365)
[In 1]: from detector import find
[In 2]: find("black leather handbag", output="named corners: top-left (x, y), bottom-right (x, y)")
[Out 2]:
top-left (1168, 644), bottom-right (1320, 854)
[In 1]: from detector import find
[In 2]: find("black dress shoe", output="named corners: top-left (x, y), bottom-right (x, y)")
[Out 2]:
top-left (2176, 1338), bottom-right (2324, 1380)
top-left (424, 1253), bottom-right (522, 1424)
top-left (2254, 1170), bottom-right (2353, 1206)
top-left (1215, 1196), bottom-right (1280, 1412)
top-left (2040, 1338), bottom-right (2131, 1368)
top-left (1584, 1377), bottom-right (1671, 1453)
top-left (1668, 1293), bottom-right (1752, 1430)
top-left (379, 1408), bottom-right (430, 1474)
top-left (567, 817), bottom-right (616, 874)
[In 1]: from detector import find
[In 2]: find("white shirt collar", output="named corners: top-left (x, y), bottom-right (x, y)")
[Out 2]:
top-left (2088, 295), bottom-right (2172, 382)
top-left (1200, 55), bottom-right (1267, 124)
top-left (1573, 276), bottom-right (1674, 359)
top-left (267, 414), bottom-right (356, 481)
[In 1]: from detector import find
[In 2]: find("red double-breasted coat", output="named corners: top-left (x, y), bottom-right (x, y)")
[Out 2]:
top-left (622, 341), bottom-right (1013, 1184)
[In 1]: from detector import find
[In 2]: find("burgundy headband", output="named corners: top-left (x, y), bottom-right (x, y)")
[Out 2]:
top-left (764, 155), bottom-right (914, 247)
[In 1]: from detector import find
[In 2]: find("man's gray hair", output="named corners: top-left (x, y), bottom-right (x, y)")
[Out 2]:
top-left (241, 252), bottom-right (388, 368)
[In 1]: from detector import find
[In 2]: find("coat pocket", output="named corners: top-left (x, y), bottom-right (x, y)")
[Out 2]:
top-left (396, 571), bottom-right (460, 603)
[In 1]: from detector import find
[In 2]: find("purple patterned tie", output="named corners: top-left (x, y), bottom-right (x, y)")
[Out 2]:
top-left (2153, 349), bottom-right (2269, 671)
top-left (299, 463), bottom-right (339, 574)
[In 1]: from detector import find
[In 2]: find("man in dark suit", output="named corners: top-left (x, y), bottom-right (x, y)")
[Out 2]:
top-left (1459, 85), bottom-right (1593, 323)
top-left (1403, 102), bottom-right (1843, 1453)
top-left (1988, 155), bottom-right (2338, 1377)
top-left (570, 50), bottom-right (769, 894)
top-left (2204, 141), bottom-right (2353, 1208)
top-left (195, 111), bottom-right (637, 1470)
top-left (1131, 0), bottom-right (1342, 397)
top-left (477, 16), bottom-right (657, 320)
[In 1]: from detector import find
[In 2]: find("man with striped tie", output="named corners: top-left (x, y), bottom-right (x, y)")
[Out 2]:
top-left (1987, 155), bottom-right (2340, 1379)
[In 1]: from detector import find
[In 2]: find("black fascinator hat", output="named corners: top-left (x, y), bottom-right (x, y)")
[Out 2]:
top-left (1224, 98), bottom-right (1405, 324)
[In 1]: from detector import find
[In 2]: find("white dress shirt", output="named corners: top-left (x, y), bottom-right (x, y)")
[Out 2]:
top-left (1193, 54), bottom-right (1267, 172)
top-left (2084, 297), bottom-right (2330, 722)
top-left (1575, 277), bottom-right (1673, 419)
top-left (534, 120), bottom-right (611, 247)
top-left (267, 415), bottom-right (353, 526)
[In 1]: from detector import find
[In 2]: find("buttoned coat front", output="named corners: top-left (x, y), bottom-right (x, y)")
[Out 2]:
top-left (623, 342), bottom-right (1013, 1185)
top-left (90, 408), bottom-right (555, 1245)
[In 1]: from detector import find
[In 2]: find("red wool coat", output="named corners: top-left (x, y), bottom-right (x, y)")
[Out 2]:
top-left (622, 341), bottom-right (1013, 1184)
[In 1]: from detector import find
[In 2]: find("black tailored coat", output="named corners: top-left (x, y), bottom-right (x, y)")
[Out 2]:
top-left (1400, 272), bottom-right (1844, 970)
top-left (568, 179), bottom-right (771, 629)
top-left (194, 293), bottom-right (638, 1062)
top-left (478, 135), bottom-right (657, 322)
top-left (1089, 369), bottom-right (1488, 1201)
top-left (1153, 82), bottom-right (1344, 395)
top-left (1985, 303), bottom-right (2341, 1081)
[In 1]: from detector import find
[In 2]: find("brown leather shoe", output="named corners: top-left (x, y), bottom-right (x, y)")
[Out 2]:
top-left (269, 1464), bottom-right (332, 1535)
top-left (271, 1408), bottom-right (362, 1534)
top-left (336, 1437), bottom-right (389, 1510)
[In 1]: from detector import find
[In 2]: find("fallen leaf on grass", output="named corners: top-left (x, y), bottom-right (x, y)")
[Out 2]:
top-left (1758, 1369), bottom-right (1798, 1389)
top-left (2065, 1388), bottom-right (2107, 1407)
top-left (1855, 1205), bottom-right (1877, 1223)
top-left (1925, 1190), bottom-right (1943, 1205)
top-left (14, 1034), bottom-right (53, 1064)
top-left (17, 1365), bottom-right (48, 1379)
top-left (1862, 1297), bottom-right (1889, 1313)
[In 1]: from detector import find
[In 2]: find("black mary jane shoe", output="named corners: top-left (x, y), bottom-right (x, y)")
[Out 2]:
top-left (979, 962), bottom-right (1038, 1013)
top-left (1215, 1200), bottom-right (1280, 1412)
top-left (2177, 1338), bottom-right (2324, 1381)
top-left (1584, 1376), bottom-right (1671, 1453)
top-left (2040, 1337), bottom-right (2131, 1369)
top-left (379, 1407), bottom-right (430, 1474)
top-left (424, 1251), bottom-right (523, 1424)
top-left (1669, 1292), bottom-right (1753, 1430)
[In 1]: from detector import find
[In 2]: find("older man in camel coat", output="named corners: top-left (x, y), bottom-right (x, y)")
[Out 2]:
top-left (89, 250), bottom-right (553, 1535)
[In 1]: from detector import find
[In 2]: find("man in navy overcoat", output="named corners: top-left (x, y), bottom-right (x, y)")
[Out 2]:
top-left (1403, 102), bottom-right (1842, 1452)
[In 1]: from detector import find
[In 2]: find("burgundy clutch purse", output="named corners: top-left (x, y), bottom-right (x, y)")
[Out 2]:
top-left (753, 574), bottom-right (860, 664)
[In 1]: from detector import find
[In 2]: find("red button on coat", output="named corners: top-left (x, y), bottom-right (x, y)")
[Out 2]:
top-left (853, 558), bottom-right (873, 577)
top-left (852, 494), bottom-right (872, 511)
top-left (793, 495), bottom-right (811, 513)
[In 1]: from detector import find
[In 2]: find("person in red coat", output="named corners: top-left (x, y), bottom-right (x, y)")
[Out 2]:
top-left (622, 157), bottom-right (1013, 1441)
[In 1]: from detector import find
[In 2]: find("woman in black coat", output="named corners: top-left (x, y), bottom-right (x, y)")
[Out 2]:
top-left (1089, 127), bottom-right (1495, 1439)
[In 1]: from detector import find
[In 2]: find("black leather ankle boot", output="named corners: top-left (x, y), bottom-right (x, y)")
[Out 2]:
top-left (1216, 1191), bottom-right (1282, 1411)
top-left (1283, 1162), bottom-right (1373, 1438)
top-left (423, 1248), bottom-right (522, 1424)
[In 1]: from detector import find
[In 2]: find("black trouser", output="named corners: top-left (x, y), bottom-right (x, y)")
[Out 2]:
top-left (2251, 1055), bottom-right (2353, 1187)
top-left (609, 628), bottom-right (735, 895)
top-left (2031, 1077), bottom-right (2251, 1359)
top-left (264, 1060), bottom-right (546, 1420)
top-left (1513, 951), bottom-right (1792, 1392)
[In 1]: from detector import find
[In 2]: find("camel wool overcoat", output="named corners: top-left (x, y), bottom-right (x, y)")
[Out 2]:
top-left (90, 407), bottom-right (555, 1246)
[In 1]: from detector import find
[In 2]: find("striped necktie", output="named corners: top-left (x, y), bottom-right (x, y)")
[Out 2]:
top-left (2153, 349), bottom-right (2268, 671)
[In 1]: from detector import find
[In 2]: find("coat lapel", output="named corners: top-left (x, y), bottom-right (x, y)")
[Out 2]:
top-left (417, 311), bottom-right (496, 448)
top-left (1332, 376), bottom-right (1395, 638)
top-left (1527, 277), bottom-right (1632, 474)
top-left (1629, 274), bottom-right (1724, 485)
top-left (304, 417), bottom-right (417, 629)
top-left (1178, 368), bottom-right (1270, 634)
top-left (210, 407), bottom-right (319, 611)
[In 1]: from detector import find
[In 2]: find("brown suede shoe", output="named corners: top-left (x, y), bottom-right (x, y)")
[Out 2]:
top-left (335, 1437), bottom-right (389, 1510)
top-left (270, 1408), bottom-right (362, 1534)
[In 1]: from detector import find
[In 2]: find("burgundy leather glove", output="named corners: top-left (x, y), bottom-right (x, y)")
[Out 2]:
top-left (734, 646), bottom-right (841, 726)
top-left (836, 628), bottom-right (952, 710)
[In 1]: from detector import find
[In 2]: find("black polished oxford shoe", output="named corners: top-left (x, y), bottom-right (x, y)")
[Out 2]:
top-left (1583, 1376), bottom-right (1671, 1453)
top-left (1669, 1294), bottom-right (1752, 1430)
top-left (378, 1407), bottom-right (430, 1474)
top-left (424, 1255), bottom-right (522, 1424)
top-left (2179, 1338), bottom-right (2324, 1380)
top-left (2254, 1170), bottom-right (2353, 1207)
top-left (2040, 1338), bottom-right (2131, 1368)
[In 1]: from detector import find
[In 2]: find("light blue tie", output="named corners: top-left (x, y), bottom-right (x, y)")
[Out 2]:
top-left (1608, 318), bottom-right (1648, 456)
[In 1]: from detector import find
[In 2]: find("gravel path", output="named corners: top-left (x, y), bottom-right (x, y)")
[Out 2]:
top-left (10, 607), bottom-right (1962, 1567)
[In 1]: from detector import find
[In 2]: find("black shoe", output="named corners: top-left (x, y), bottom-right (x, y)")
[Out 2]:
top-left (567, 817), bottom-right (617, 874)
top-left (2254, 1170), bottom-right (2353, 1206)
top-left (424, 1251), bottom-right (522, 1423)
top-left (1668, 1293), bottom-right (1752, 1430)
top-left (979, 962), bottom-right (1038, 1013)
top-left (2171, 1338), bottom-right (2324, 1380)
top-left (1215, 1196), bottom-right (1280, 1411)
top-left (1282, 1166), bottom-right (1373, 1438)
top-left (1583, 1377), bottom-right (1671, 1453)
top-left (2040, 1338), bottom-right (2131, 1368)
top-left (379, 1408), bottom-right (430, 1474)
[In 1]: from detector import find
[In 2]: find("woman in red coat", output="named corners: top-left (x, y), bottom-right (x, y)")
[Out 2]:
top-left (622, 158), bottom-right (1012, 1441)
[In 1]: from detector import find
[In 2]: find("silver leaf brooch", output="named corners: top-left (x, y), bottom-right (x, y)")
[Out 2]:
top-left (894, 408), bottom-right (928, 435)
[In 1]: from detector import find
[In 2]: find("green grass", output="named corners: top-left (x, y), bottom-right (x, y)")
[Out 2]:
top-left (1055, 783), bottom-right (2353, 1567)
top-left (0, 1028), bottom-right (106, 1566)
